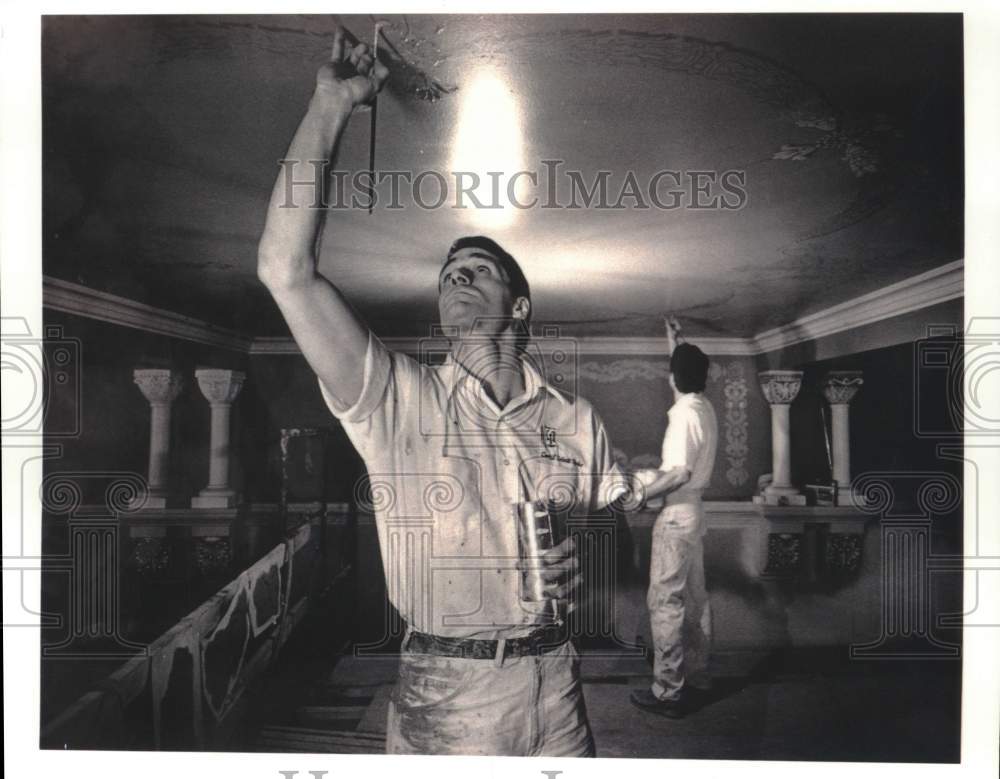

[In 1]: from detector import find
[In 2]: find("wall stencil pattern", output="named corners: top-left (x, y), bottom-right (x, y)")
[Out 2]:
top-left (578, 359), bottom-right (724, 385)
top-left (722, 361), bottom-right (750, 487)
top-left (577, 359), bottom-right (672, 384)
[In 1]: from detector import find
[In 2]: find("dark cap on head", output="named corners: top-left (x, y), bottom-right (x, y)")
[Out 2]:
top-left (670, 342), bottom-right (710, 393)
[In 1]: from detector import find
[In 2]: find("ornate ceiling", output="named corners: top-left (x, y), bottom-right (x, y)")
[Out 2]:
top-left (42, 13), bottom-right (963, 339)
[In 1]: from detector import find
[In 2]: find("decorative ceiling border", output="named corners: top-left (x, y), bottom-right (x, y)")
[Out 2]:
top-left (753, 259), bottom-right (964, 354)
top-left (43, 276), bottom-right (253, 352)
top-left (44, 259), bottom-right (963, 358)
top-left (249, 335), bottom-right (756, 356)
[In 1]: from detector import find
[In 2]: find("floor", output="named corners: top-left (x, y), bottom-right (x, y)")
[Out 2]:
top-left (237, 612), bottom-right (962, 762)
top-left (235, 517), bottom-right (963, 761)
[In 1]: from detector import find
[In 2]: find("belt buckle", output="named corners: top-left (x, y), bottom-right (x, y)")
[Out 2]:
top-left (493, 638), bottom-right (507, 668)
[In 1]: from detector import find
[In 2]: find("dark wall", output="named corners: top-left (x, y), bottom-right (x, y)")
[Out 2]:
top-left (41, 311), bottom-right (363, 507)
top-left (45, 294), bottom-right (964, 509)
top-left (753, 304), bottom-right (965, 549)
top-left (577, 354), bottom-right (769, 499)
top-left (756, 298), bottom-right (964, 500)
top-left (43, 310), bottom-right (247, 505)
top-left (241, 354), bottom-right (362, 504)
top-left (817, 338), bottom-right (963, 484)
top-left (242, 350), bottom-right (772, 501)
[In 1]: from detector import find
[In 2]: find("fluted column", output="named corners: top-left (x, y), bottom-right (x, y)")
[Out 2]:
top-left (133, 369), bottom-right (183, 509)
top-left (757, 370), bottom-right (806, 506)
top-left (823, 370), bottom-right (863, 504)
top-left (191, 369), bottom-right (245, 509)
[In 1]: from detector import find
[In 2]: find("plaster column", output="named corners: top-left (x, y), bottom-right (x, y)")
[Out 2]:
top-left (133, 369), bottom-right (183, 509)
top-left (757, 370), bottom-right (806, 506)
top-left (823, 370), bottom-right (864, 505)
top-left (191, 369), bottom-right (245, 509)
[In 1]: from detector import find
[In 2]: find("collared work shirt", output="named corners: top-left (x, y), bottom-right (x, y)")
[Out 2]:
top-left (660, 391), bottom-right (718, 507)
top-left (319, 334), bottom-right (626, 639)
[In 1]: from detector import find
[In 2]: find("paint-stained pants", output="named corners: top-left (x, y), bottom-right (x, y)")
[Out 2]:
top-left (386, 639), bottom-right (594, 756)
top-left (647, 504), bottom-right (712, 701)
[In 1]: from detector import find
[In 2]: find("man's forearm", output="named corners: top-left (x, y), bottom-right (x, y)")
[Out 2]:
top-left (642, 467), bottom-right (691, 501)
top-left (257, 95), bottom-right (353, 288)
top-left (252, 31), bottom-right (386, 410)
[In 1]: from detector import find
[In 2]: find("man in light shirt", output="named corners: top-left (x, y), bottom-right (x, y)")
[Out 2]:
top-left (257, 29), bottom-right (628, 755)
top-left (630, 320), bottom-right (718, 718)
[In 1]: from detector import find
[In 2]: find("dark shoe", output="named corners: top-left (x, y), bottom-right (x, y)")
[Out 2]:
top-left (629, 688), bottom-right (688, 719)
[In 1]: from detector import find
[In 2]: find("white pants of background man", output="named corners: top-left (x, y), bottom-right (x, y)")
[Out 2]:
top-left (647, 501), bottom-right (713, 700)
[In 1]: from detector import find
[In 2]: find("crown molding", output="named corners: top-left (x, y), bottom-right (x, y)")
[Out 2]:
top-left (248, 337), bottom-right (304, 355)
top-left (571, 336), bottom-right (757, 356)
top-left (753, 259), bottom-right (964, 355)
top-left (43, 276), bottom-right (252, 352)
top-left (249, 335), bottom-right (756, 356)
top-left (46, 260), bottom-right (963, 359)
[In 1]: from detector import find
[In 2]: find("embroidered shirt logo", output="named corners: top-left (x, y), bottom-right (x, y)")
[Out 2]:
top-left (538, 424), bottom-right (583, 466)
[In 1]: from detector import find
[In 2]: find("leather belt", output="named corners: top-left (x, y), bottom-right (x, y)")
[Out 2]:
top-left (404, 624), bottom-right (568, 660)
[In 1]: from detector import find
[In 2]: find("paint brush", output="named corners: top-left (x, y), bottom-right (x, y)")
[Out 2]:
top-left (368, 22), bottom-right (384, 215)
top-left (338, 22), bottom-right (456, 103)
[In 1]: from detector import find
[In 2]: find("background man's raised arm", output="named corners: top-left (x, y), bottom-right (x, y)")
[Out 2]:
top-left (664, 315), bottom-right (683, 355)
top-left (632, 315), bottom-right (692, 500)
top-left (257, 28), bottom-right (389, 410)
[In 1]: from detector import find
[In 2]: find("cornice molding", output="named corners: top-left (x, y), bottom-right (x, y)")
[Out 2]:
top-left (249, 335), bottom-right (756, 356)
top-left (43, 276), bottom-right (252, 352)
top-left (45, 260), bottom-right (963, 358)
top-left (540, 336), bottom-right (757, 357)
top-left (247, 337), bottom-right (302, 355)
top-left (752, 259), bottom-right (963, 355)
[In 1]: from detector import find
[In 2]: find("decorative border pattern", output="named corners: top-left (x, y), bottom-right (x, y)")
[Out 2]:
top-left (765, 533), bottom-right (803, 575)
top-left (577, 359), bottom-right (671, 384)
top-left (722, 362), bottom-right (750, 487)
top-left (579, 358), bottom-right (725, 385)
top-left (604, 360), bottom-right (746, 491)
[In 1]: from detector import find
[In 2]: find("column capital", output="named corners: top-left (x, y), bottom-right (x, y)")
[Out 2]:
top-left (823, 370), bottom-right (864, 405)
top-left (758, 370), bottom-right (803, 405)
top-left (133, 368), bottom-right (183, 406)
top-left (195, 369), bottom-right (245, 406)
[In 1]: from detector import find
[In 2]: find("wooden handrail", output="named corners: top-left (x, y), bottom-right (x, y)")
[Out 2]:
top-left (42, 510), bottom-right (345, 750)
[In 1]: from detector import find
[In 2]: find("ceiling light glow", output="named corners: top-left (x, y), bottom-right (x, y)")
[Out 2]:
top-left (449, 72), bottom-right (527, 229)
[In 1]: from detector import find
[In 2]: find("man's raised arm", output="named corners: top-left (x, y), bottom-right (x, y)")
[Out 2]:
top-left (634, 316), bottom-right (692, 501)
top-left (257, 28), bottom-right (389, 410)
